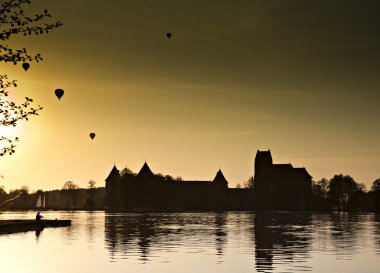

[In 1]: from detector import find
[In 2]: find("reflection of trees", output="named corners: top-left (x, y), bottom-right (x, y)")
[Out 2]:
top-left (329, 213), bottom-right (363, 257)
top-left (85, 212), bottom-right (96, 243)
top-left (374, 214), bottom-right (380, 255)
top-left (254, 213), bottom-right (312, 273)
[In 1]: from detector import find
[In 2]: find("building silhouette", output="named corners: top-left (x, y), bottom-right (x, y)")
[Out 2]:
top-left (254, 150), bottom-right (313, 211)
top-left (105, 150), bottom-right (312, 211)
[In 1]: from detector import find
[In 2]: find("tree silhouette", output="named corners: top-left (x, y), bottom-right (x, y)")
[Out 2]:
top-left (85, 179), bottom-right (96, 209)
top-left (328, 174), bottom-right (359, 211)
top-left (371, 179), bottom-right (380, 192)
top-left (0, 185), bottom-right (6, 205)
top-left (120, 166), bottom-right (136, 178)
top-left (88, 179), bottom-right (96, 189)
top-left (62, 181), bottom-right (79, 209)
top-left (371, 178), bottom-right (380, 212)
top-left (312, 178), bottom-right (329, 199)
top-left (244, 176), bottom-right (255, 189)
top-left (0, 0), bottom-right (62, 156)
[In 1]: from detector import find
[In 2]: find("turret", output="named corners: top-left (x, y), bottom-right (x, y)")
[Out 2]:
top-left (213, 169), bottom-right (228, 187)
top-left (136, 162), bottom-right (154, 178)
top-left (105, 165), bottom-right (120, 184)
top-left (104, 165), bottom-right (121, 210)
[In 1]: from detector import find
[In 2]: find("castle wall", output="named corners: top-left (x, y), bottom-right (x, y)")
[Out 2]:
top-left (105, 151), bottom-right (312, 212)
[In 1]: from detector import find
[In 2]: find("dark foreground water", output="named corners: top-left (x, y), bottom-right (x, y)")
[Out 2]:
top-left (1, 211), bottom-right (380, 273)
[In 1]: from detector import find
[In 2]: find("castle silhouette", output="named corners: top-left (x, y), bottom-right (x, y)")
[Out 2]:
top-left (105, 150), bottom-right (312, 211)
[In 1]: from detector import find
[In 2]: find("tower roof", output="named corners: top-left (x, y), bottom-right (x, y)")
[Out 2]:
top-left (213, 169), bottom-right (228, 184)
top-left (105, 165), bottom-right (120, 182)
top-left (137, 162), bottom-right (154, 177)
top-left (255, 150), bottom-right (273, 165)
top-left (294, 167), bottom-right (312, 178)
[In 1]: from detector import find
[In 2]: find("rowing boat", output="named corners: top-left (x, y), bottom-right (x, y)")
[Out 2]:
top-left (0, 219), bottom-right (71, 234)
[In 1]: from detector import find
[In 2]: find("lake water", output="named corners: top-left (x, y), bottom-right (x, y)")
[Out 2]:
top-left (1, 211), bottom-right (380, 273)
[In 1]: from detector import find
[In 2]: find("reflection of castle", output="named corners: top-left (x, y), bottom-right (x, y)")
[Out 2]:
top-left (104, 212), bottom-right (313, 270)
top-left (254, 213), bottom-right (312, 272)
top-left (105, 150), bottom-right (312, 211)
top-left (104, 213), bottom-right (229, 262)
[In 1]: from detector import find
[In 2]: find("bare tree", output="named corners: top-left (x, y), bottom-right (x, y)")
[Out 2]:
top-left (62, 181), bottom-right (79, 209)
top-left (88, 180), bottom-right (96, 189)
top-left (62, 181), bottom-right (78, 191)
top-left (88, 179), bottom-right (96, 200)
top-left (85, 180), bottom-right (96, 209)
top-left (243, 176), bottom-right (255, 189)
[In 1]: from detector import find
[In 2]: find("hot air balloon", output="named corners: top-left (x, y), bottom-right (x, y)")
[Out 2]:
top-left (166, 32), bottom-right (172, 38)
top-left (55, 89), bottom-right (64, 100)
top-left (89, 133), bottom-right (96, 140)
top-left (22, 62), bottom-right (30, 71)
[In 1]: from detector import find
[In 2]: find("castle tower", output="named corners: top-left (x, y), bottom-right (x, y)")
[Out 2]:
top-left (212, 169), bottom-right (228, 187)
top-left (105, 165), bottom-right (120, 185)
top-left (254, 150), bottom-right (313, 211)
top-left (104, 165), bottom-right (121, 210)
top-left (136, 162), bottom-right (154, 178)
top-left (254, 150), bottom-right (273, 178)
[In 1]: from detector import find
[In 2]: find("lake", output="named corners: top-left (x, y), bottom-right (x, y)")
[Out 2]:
top-left (1, 211), bottom-right (380, 273)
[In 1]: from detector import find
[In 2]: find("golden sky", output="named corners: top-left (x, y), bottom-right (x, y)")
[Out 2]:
top-left (0, 0), bottom-right (379, 191)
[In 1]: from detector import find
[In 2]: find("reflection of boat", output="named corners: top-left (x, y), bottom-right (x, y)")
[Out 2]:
top-left (36, 193), bottom-right (46, 210)
top-left (0, 219), bottom-right (71, 234)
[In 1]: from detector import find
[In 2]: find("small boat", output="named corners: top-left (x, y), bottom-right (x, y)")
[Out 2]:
top-left (0, 219), bottom-right (71, 234)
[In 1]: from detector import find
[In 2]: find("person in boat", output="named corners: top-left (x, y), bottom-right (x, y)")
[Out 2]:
top-left (36, 212), bottom-right (43, 221)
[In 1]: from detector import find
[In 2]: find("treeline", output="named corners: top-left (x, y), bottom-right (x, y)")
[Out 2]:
top-left (242, 174), bottom-right (380, 212)
top-left (0, 181), bottom-right (105, 210)
top-left (2, 173), bottom-right (380, 212)
top-left (311, 175), bottom-right (380, 212)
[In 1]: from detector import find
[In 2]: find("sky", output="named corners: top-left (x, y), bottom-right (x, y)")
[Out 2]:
top-left (0, 0), bottom-right (379, 191)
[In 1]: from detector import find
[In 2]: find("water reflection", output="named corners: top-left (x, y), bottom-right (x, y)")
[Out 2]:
top-left (105, 213), bottom-right (231, 263)
top-left (372, 214), bottom-right (380, 255)
top-left (105, 214), bottom-right (170, 262)
top-left (105, 212), bottom-right (313, 271)
top-left (254, 213), bottom-right (312, 272)
top-left (329, 213), bottom-right (363, 258)
top-left (101, 212), bottom-right (380, 272)
top-left (214, 213), bottom-right (227, 257)
top-left (35, 228), bottom-right (43, 241)
top-left (1, 211), bottom-right (380, 273)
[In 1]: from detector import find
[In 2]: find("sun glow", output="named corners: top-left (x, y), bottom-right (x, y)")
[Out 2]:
top-left (0, 125), bottom-right (21, 150)
top-left (0, 123), bottom-right (21, 136)
top-left (0, 101), bottom-right (23, 152)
